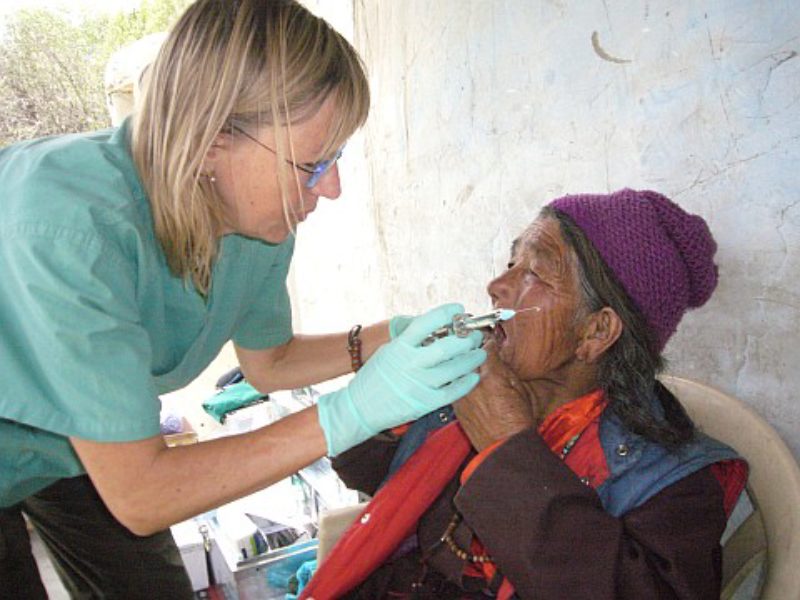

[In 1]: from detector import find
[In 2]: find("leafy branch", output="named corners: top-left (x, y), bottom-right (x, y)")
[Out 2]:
top-left (0, 0), bottom-right (190, 146)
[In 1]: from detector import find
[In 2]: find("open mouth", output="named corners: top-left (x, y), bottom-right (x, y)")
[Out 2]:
top-left (494, 322), bottom-right (508, 347)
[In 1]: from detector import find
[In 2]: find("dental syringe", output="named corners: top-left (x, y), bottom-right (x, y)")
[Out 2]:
top-left (421, 306), bottom-right (540, 346)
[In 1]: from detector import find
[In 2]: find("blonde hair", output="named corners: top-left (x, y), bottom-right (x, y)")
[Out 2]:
top-left (131, 0), bottom-right (369, 294)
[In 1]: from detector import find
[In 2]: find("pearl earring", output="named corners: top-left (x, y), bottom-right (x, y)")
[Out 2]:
top-left (201, 171), bottom-right (217, 183)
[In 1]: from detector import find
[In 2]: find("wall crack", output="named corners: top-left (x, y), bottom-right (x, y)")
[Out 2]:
top-left (591, 31), bottom-right (631, 64)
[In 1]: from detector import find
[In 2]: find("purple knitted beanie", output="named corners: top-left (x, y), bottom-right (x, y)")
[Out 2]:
top-left (548, 188), bottom-right (718, 352)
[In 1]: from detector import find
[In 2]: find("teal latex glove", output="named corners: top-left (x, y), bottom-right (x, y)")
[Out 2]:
top-left (318, 303), bottom-right (486, 456)
top-left (389, 314), bottom-right (414, 339)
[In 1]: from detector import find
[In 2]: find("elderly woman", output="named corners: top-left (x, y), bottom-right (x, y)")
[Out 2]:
top-left (302, 189), bottom-right (748, 599)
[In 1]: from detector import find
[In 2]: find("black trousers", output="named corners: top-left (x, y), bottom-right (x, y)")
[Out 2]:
top-left (0, 475), bottom-right (193, 599)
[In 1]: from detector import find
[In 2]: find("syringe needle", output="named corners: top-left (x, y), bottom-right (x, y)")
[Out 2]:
top-left (514, 306), bottom-right (541, 314)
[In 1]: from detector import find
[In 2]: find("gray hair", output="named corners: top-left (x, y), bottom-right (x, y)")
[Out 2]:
top-left (542, 206), bottom-right (695, 449)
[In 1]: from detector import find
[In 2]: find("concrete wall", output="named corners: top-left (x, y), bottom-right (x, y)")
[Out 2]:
top-left (291, 1), bottom-right (800, 457)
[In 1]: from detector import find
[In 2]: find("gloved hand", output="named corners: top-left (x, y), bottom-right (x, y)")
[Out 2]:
top-left (317, 303), bottom-right (486, 456)
top-left (389, 314), bottom-right (414, 339)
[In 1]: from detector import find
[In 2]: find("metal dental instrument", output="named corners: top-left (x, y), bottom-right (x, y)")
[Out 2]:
top-left (421, 306), bottom-right (540, 346)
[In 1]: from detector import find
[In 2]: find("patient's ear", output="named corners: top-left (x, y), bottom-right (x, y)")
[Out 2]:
top-left (575, 307), bottom-right (623, 364)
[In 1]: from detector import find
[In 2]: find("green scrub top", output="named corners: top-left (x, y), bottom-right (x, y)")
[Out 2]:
top-left (0, 122), bottom-right (295, 507)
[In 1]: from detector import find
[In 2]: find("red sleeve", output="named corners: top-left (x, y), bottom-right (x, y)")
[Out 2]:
top-left (455, 428), bottom-right (728, 599)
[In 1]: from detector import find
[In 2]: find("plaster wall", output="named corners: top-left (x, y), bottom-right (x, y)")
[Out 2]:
top-left (291, 1), bottom-right (800, 458)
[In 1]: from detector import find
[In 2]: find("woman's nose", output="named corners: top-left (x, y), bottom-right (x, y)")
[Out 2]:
top-left (311, 163), bottom-right (341, 199)
top-left (487, 271), bottom-right (512, 305)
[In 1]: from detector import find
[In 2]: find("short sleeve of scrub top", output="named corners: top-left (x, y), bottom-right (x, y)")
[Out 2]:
top-left (230, 238), bottom-right (294, 350)
top-left (0, 124), bottom-right (294, 506)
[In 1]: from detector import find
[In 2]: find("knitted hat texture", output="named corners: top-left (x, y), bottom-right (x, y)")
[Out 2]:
top-left (548, 188), bottom-right (718, 351)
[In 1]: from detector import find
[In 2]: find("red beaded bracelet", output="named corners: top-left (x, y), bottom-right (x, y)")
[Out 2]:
top-left (347, 325), bottom-right (363, 372)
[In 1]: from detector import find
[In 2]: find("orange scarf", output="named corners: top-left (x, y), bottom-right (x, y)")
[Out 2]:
top-left (539, 389), bottom-right (607, 452)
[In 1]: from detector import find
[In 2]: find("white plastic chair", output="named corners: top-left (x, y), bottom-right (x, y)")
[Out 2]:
top-left (661, 375), bottom-right (800, 600)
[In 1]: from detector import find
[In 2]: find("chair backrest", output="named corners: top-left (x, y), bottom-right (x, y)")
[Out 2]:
top-left (660, 375), bottom-right (800, 600)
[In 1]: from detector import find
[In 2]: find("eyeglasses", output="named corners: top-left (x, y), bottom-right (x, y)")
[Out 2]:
top-left (230, 124), bottom-right (343, 189)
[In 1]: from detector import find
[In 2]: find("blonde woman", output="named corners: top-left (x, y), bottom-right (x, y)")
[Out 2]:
top-left (0, 1), bottom-right (486, 596)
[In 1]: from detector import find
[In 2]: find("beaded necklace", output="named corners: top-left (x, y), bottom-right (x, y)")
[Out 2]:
top-left (440, 432), bottom-right (582, 564)
top-left (440, 512), bottom-right (489, 563)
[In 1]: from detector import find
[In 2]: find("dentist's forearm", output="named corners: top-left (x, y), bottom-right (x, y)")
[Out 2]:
top-left (71, 406), bottom-right (327, 536)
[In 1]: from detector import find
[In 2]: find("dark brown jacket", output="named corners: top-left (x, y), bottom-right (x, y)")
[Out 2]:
top-left (333, 427), bottom-right (728, 599)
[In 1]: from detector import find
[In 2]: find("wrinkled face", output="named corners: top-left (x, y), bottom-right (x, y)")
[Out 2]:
top-left (209, 96), bottom-right (343, 243)
top-left (488, 216), bottom-right (587, 381)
